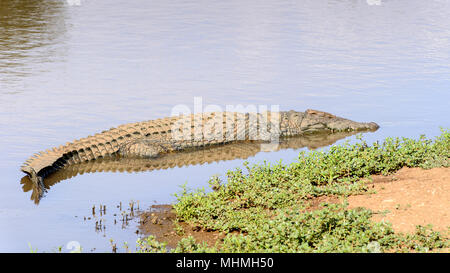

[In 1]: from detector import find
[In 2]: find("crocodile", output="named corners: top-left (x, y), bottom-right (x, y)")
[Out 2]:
top-left (21, 129), bottom-right (374, 204)
top-left (21, 109), bottom-right (379, 199)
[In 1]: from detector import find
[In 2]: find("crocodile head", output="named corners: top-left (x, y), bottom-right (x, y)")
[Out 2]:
top-left (281, 109), bottom-right (379, 136)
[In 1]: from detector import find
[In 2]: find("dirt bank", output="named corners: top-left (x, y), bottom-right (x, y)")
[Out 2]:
top-left (347, 167), bottom-right (449, 234)
top-left (137, 167), bottom-right (449, 248)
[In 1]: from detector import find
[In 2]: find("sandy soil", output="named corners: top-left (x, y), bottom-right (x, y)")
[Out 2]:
top-left (347, 167), bottom-right (449, 234)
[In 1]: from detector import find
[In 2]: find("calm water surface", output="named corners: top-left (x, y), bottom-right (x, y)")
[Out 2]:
top-left (0, 0), bottom-right (449, 252)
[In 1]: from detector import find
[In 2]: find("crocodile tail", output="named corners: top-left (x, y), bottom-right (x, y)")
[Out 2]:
top-left (20, 122), bottom-right (147, 188)
top-left (20, 146), bottom-right (67, 188)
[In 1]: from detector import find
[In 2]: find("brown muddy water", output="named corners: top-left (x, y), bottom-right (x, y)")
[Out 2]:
top-left (0, 0), bottom-right (449, 252)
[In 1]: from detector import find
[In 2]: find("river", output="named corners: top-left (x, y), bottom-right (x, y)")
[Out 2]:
top-left (0, 0), bottom-right (449, 252)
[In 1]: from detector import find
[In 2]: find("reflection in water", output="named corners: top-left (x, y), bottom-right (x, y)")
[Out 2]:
top-left (0, 0), bottom-right (66, 89)
top-left (1, 0), bottom-right (449, 252)
top-left (21, 130), bottom-right (371, 204)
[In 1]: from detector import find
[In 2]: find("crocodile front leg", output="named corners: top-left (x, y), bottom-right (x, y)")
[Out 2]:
top-left (119, 139), bottom-right (169, 158)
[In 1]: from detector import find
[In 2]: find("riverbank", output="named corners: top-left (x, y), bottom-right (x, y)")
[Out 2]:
top-left (135, 130), bottom-right (449, 253)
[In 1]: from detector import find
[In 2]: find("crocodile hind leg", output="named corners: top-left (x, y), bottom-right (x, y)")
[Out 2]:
top-left (118, 139), bottom-right (168, 158)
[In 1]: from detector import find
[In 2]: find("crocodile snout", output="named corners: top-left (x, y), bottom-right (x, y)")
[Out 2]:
top-left (366, 122), bottom-right (380, 131)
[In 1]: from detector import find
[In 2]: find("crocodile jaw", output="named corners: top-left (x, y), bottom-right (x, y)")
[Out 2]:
top-left (325, 119), bottom-right (380, 132)
top-left (293, 109), bottom-right (380, 134)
